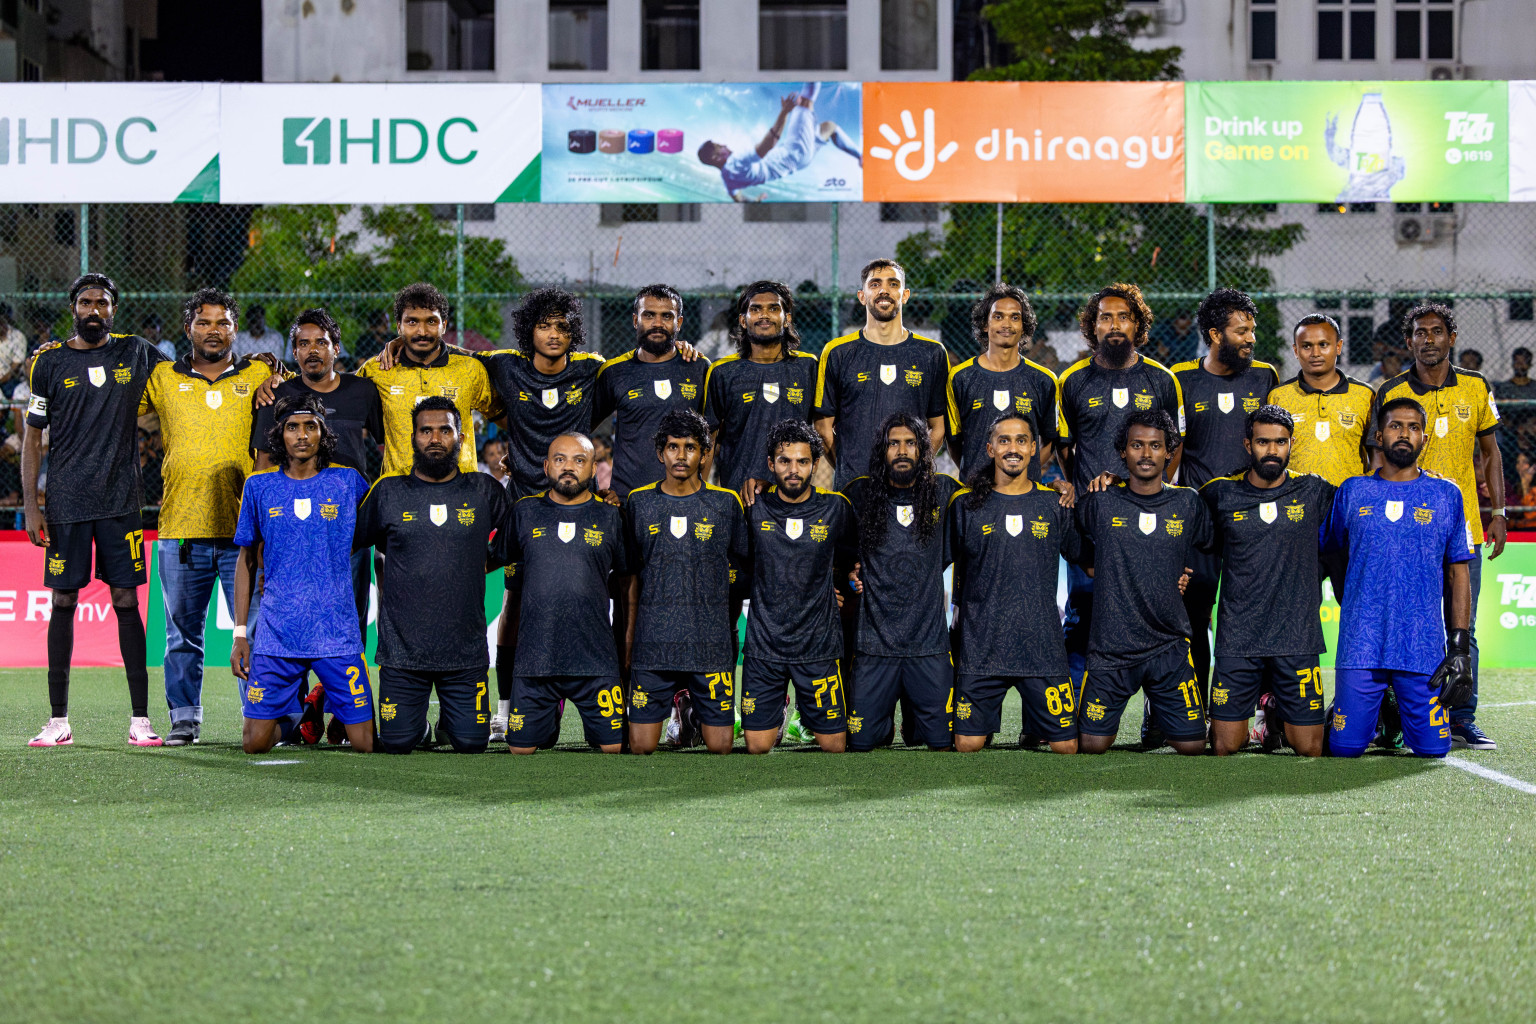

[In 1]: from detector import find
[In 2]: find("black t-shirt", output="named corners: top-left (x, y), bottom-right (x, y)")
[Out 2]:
top-left (354, 471), bottom-right (511, 671)
top-left (592, 349), bottom-right (710, 498)
top-left (252, 374), bottom-right (385, 480)
top-left (703, 351), bottom-right (820, 491)
top-left (945, 356), bottom-right (1059, 483)
top-left (1172, 359), bottom-right (1281, 490)
top-left (507, 492), bottom-right (627, 677)
top-left (1075, 482), bottom-right (1211, 669)
top-left (623, 482), bottom-right (748, 671)
top-left (26, 333), bottom-right (165, 523)
top-left (479, 349), bottom-right (604, 497)
top-left (1057, 355), bottom-right (1184, 496)
top-left (843, 472), bottom-right (961, 658)
top-left (1200, 471), bottom-right (1336, 657)
top-left (745, 487), bottom-right (857, 664)
top-left (814, 331), bottom-right (951, 491)
top-left (949, 484), bottom-right (1080, 677)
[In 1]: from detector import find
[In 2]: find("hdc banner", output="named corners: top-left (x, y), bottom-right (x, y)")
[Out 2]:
top-left (0, 536), bottom-right (154, 667)
top-left (1510, 82), bottom-right (1536, 202)
top-left (861, 82), bottom-right (1184, 203)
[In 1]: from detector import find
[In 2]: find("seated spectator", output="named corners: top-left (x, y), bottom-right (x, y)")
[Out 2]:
top-left (592, 434), bottom-right (613, 492)
top-left (1512, 451), bottom-right (1536, 530)
top-left (141, 313), bottom-right (177, 361)
top-left (0, 302), bottom-right (27, 397)
top-left (1371, 348), bottom-right (1405, 388)
top-left (232, 304), bottom-right (279, 359)
top-left (1149, 309), bottom-right (1197, 364)
top-left (480, 437), bottom-right (510, 489)
top-left (350, 309), bottom-right (392, 367)
top-left (1459, 348), bottom-right (1484, 373)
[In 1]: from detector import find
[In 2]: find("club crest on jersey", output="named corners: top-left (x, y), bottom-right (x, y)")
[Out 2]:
top-left (993, 389), bottom-right (1010, 411)
top-left (439, 386), bottom-right (459, 400)
top-left (558, 522), bottom-right (576, 543)
top-left (584, 526), bottom-right (603, 546)
top-left (1138, 512), bottom-right (1156, 535)
top-left (1454, 402), bottom-right (1471, 423)
top-left (1414, 506), bottom-right (1434, 525)
top-left (1218, 392), bottom-right (1235, 414)
top-left (1315, 420), bottom-right (1331, 442)
top-left (1031, 518), bottom-right (1049, 539)
top-left (763, 382), bottom-right (780, 404)
top-left (1165, 516), bottom-right (1184, 537)
top-left (670, 515), bottom-right (688, 538)
top-left (1006, 514), bottom-right (1023, 537)
top-left (654, 379), bottom-right (672, 400)
top-left (1286, 502), bottom-right (1305, 522)
top-left (1134, 393), bottom-right (1153, 411)
top-left (880, 364), bottom-right (897, 386)
top-left (380, 701), bottom-right (397, 721)
top-left (694, 521), bottom-right (713, 541)
top-left (292, 498), bottom-right (311, 520)
top-left (565, 387), bottom-right (582, 405)
top-left (1434, 415), bottom-right (1449, 438)
top-left (786, 518), bottom-right (803, 540)
top-left (1259, 502), bottom-right (1277, 524)
top-left (88, 366), bottom-right (107, 387)
top-left (1385, 500), bottom-right (1404, 522)
top-left (896, 505), bottom-right (915, 528)
top-left (205, 391), bottom-right (223, 410)
top-left (1016, 394), bottom-right (1033, 414)
top-left (320, 503), bottom-right (339, 521)
top-left (114, 367), bottom-right (132, 384)
top-left (680, 383), bottom-right (697, 400)
top-left (234, 382), bottom-right (250, 396)
top-left (787, 386), bottom-right (804, 404)
top-left (1112, 388), bottom-right (1129, 408)
top-left (542, 388), bottom-right (558, 409)
top-left (809, 522), bottom-right (829, 543)
top-left (430, 504), bottom-right (448, 526)
top-left (1338, 409), bottom-right (1356, 427)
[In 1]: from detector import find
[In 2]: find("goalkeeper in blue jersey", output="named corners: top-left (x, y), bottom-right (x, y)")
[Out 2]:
top-left (1321, 396), bottom-right (1473, 758)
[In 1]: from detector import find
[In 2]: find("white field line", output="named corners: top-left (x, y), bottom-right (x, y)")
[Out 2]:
top-left (1481, 700), bottom-right (1536, 708)
top-left (1445, 757), bottom-right (1536, 795)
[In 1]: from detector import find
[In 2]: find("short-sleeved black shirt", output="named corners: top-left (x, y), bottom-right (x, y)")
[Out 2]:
top-left (506, 492), bottom-right (627, 678)
top-left (945, 356), bottom-right (1059, 482)
top-left (1056, 355), bottom-right (1184, 496)
top-left (252, 373), bottom-right (385, 481)
top-left (744, 487), bottom-right (857, 664)
top-left (623, 482), bottom-right (748, 672)
top-left (843, 473), bottom-right (961, 658)
top-left (479, 349), bottom-right (604, 497)
top-left (703, 351), bottom-right (820, 491)
top-left (354, 471), bottom-right (512, 672)
top-left (1075, 482), bottom-right (1211, 669)
top-left (26, 333), bottom-right (165, 523)
top-left (1200, 471), bottom-right (1336, 657)
top-left (1171, 359), bottom-right (1281, 490)
top-left (592, 349), bottom-right (710, 498)
top-left (949, 484), bottom-right (1080, 677)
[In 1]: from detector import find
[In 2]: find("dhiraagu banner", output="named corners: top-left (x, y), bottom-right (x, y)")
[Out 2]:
top-left (1186, 81), bottom-right (1508, 203)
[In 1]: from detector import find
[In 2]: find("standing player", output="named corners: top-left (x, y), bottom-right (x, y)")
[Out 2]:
top-left (139, 289), bottom-right (275, 745)
top-left (355, 397), bottom-right (511, 755)
top-left (504, 433), bottom-right (629, 754)
top-left (1371, 303), bottom-right (1504, 750)
top-left (949, 415), bottom-right (1080, 754)
top-left (1200, 406), bottom-right (1335, 757)
top-left (1323, 397), bottom-right (1473, 759)
top-left (230, 395), bottom-right (373, 754)
top-left (23, 274), bottom-right (166, 748)
top-left (741, 419), bottom-right (857, 754)
top-left (844, 414), bottom-right (962, 751)
top-left (1073, 409), bottom-right (1210, 755)
top-left (946, 284), bottom-right (1060, 483)
top-left (622, 409), bottom-right (748, 755)
top-left (814, 260), bottom-right (950, 492)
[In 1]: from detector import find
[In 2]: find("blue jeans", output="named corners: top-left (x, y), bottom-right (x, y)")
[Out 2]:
top-left (161, 539), bottom-right (260, 725)
top-left (1450, 543), bottom-right (1482, 724)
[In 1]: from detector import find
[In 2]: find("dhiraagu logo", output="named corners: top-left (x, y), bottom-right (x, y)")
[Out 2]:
top-left (282, 116), bottom-right (478, 166)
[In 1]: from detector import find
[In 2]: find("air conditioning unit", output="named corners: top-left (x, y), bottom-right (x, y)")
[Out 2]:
top-left (1395, 214), bottom-right (1458, 245)
top-left (1428, 64), bottom-right (1468, 81)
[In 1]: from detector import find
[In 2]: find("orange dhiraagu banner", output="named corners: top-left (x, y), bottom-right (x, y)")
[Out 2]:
top-left (862, 81), bottom-right (1184, 203)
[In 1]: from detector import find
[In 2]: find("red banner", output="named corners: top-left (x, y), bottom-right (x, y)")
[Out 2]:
top-left (0, 532), bottom-right (155, 667)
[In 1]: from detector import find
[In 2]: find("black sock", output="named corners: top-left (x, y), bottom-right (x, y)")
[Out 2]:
top-left (47, 602), bottom-right (76, 717)
top-left (114, 602), bottom-right (149, 718)
top-left (496, 644), bottom-right (513, 702)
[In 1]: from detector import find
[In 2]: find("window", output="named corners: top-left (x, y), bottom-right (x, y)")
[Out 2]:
top-left (1396, 201), bottom-right (1455, 213)
top-left (1508, 297), bottom-right (1534, 322)
top-left (1394, 0), bottom-right (1454, 60)
top-left (430, 204), bottom-right (496, 221)
top-left (20, 58), bottom-right (42, 81)
top-left (549, 0), bottom-right (608, 71)
top-left (760, 1), bottom-right (847, 71)
top-left (599, 204), bottom-right (701, 225)
top-left (1316, 202), bottom-right (1379, 213)
top-left (642, 0), bottom-right (699, 71)
top-left (743, 203), bottom-right (832, 223)
top-left (1318, 0), bottom-right (1375, 60)
top-left (407, 0), bottom-right (495, 72)
top-left (881, 0), bottom-right (937, 71)
top-left (1250, 0), bottom-right (1277, 61)
top-left (1347, 315), bottom-right (1375, 364)
top-left (880, 203), bottom-right (939, 223)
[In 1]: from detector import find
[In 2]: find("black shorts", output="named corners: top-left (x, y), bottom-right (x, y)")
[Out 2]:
top-left (628, 668), bottom-right (736, 728)
top-left (377, 665), bottom-right (490, 754)
top-left (44, 511), bottom-right (146, 590)
top-left (740, 657), bottom-right (846, 734)
top-left (955, 675), bottom-right (1076, 741)
top-left (848, 653), bottom-right (953, 752)
top-left (1080, 640), bottom-right (1205, 741)
top-left (509, 675), bottom-right (625, 748)
top-left (1212, 655), bottom-right (1326, 726)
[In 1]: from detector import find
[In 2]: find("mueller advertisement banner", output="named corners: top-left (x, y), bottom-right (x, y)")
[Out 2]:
top-left (860, 81), bottom-right (1184, 203)
top-left (1510, 81), bottom-right (1536, 202)
top-left (218, 83), bottom-right (543, 203)
top-left (541, 81), bottom-right (863, 203)
top-left (0, 83), bottom-right (220, 202)
top-left (1186, 80), bottom-right (1509, 203)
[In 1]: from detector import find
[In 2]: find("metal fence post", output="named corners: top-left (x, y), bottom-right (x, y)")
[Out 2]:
top-left (455, 203), bottom-right (466, 340)
top-left (79, 203), bottom-right (89, 275)
top-left (829, 202), bottom-right (841, 339)
top-left (995, 202), bottom-right (1004, 284)
top-left (1206, 203), bottom-right (1217, 293)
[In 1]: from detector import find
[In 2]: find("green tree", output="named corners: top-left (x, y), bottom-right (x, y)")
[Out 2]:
top-left (973, 0), bottom-right (1181, 82)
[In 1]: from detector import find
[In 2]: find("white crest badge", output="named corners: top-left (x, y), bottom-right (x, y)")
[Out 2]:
top-left (293, 498), bottom-right (312, 520)
top-left (542, 388), bottom-right (558, 409)
top-left (429, 504), bottom-right (447, 526)
top-left (654, 379), bottom-right (673, 401)
top-left (1259, 501), bottom-right (1278, 524)
top-left (1112, 388), bottom-right (1129, 408)
top-left (1434, 415), bottom-right (1449, 438)
top-left (1217, 392), bottom-right (1235, 414)
top-left (786, 518), bottom-right (803, 540)
top-left (1315, 420), bottom-right (1331, 442)
top-left (88, 366), bottom-right (107, 387)
top-left (993, 389), bottom-right (1011, 411)
top-left (1005, 514), bottom-right (1023, 537)
top-left (763, 382), bottom-right (780, 404)
top-left (205, 390), bottom-right (223, 410)
top-left (1385, 500), bottom-right (1404, 522)
top-left (670, 515), bottom-right (688, 538)
top-left (1138, 512), bottom-right (1156, 535)
top-left (558, 522), bottom-right (576, 543)
top-left (880, 364), bottom-right (897, 386)
top-left (896, 505), bottom-right (915, 528)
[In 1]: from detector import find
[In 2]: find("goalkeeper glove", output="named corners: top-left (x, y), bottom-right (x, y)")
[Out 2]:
top-left (1429, 627), bottom-right (1474, 710)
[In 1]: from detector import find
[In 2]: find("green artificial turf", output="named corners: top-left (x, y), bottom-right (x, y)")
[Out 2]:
top-left (3, 667), bottom-right (1535, 1023)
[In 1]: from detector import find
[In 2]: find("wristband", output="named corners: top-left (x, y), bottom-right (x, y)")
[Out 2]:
top-left (232, 625), bottom-right (247, 639)
top-left (1490, 508), bottom-right (1507, 519)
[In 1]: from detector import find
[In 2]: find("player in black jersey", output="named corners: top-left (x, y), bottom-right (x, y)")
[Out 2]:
top-left (845, 413), bottom-right (961, 751)
top-left (355, 397), bottom-right (512, 754)
top-left (24, 274), bottom-right (167, 748)
top-left (504, 433), bottom-right (628, 754)
top-left (742, 419), bottom-right (857, 753)
top-left (622, 408), bottom-right (748, 755)
top-left (1199, 406), bottom-right (1335, 756)
top-left (1074, 409), bottom-right (1211, 755)
top-left (950, 415), bottom-right (1081, 754)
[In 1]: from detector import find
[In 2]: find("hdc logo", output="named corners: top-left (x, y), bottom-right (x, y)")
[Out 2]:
top-left (281, 116), bottom-right (479, 166)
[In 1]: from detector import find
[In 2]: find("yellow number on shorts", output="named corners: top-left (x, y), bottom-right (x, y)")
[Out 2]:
top-left (346, 665), bottom-right (365, 696)
top-left (1429, 700), bottom-right (1450, 728)
top-left (946, 688), bottom-right (955, 714)
top-left (1045, 684), bottom-right (1074, 717)
top-left (475, 679), bottom-right (487, 723)
top-left (124, 529), bottom-right (145, 561)
top-left (1296, 667), bottom-right (1323, 702)
top-left (1177, 678), bottom-right (1200, 708)
top-left (598, 686), bottom-right (625, 718)
top-left (707, 672), bottom-right (733, 700)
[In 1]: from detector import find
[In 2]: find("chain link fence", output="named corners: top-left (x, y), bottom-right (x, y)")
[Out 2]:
top-left (2, 199), bottom-right (1534, 521)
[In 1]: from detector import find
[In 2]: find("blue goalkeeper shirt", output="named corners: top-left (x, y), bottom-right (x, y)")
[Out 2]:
top-left (1321, 470), bottom-right (1473, 676)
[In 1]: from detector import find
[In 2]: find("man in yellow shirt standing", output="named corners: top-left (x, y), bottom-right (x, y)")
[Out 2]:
top-left (139, 289), bottom-right (274, 745)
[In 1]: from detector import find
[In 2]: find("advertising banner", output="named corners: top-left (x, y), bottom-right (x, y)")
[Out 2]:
top-left (541, 82), bottom-right (863, 203)
top-left (1510, 81), bottom-right (1536, 201)
top-left (0, 83), bottom-right (220, 202)
top-left (861, 81), bottom-right (1184, 203)
top-left (0, 536), bottom-right (155, 667)
top-left (1187, 81), bottom-right (1508, 203)
top-left (219, 84), bottom-right (542, 203)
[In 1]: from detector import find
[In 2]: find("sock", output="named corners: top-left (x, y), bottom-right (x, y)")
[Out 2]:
top-left (114, 602), bottom-right (150, 717)
top-left (47, 600), bottom-right (76, 718)
top-left (496, 643), bottom-right (513, 702)
top-left (497, 699), bottom-right (511, 718)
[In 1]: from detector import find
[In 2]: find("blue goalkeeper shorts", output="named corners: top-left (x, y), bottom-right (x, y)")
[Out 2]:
top-left (243, 653), bottom-right (374, 726)
top-left (1330, 668), bottom-right (1451, 759)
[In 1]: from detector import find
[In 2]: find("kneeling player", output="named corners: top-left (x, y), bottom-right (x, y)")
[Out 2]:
top-left (950, 415), bottom-right (1079, 754)
top-left (355, 397), bottom-right (512, 754)
top-left (1323, 398), bottom-right (1472, 758)
top-left (232, 396), bottom-right (374, 754)
top-left (505, 433), bottom-right (627, 754)
top-left (741, 419), bottom-right (857, 753)
top-left (1074, 410), bottom-right (1210, 755)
